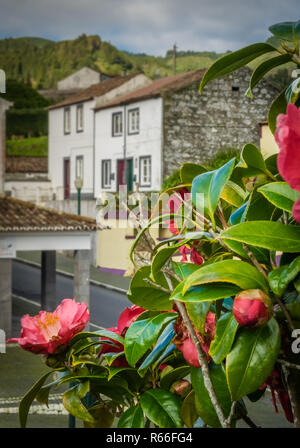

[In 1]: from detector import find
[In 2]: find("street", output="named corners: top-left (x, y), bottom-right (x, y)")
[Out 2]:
top-left (12, 260), bottom-right (132, 330)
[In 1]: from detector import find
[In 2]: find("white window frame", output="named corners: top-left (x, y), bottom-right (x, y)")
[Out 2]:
top-left (128, 108), bottom-right (139, 135)
top-left (76, 104), bottom-right (84, 132)
top-left (139, 156), bottom-right (151, 187)
top-left (64, 107), bottom-right (71, 134)
top-left (75, 156), bottom-right (84, 181)
top-left (112, 112), bottom-right (123, 137)
top-left (102, 159), bottom-right (111, 189)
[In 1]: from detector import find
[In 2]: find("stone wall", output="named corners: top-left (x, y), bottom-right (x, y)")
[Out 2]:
top-left (162, 67), bottom-right (279, 177)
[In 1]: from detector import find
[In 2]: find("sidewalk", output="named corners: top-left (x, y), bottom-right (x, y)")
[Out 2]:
top-left (16, 250), bottom-right (131, 292)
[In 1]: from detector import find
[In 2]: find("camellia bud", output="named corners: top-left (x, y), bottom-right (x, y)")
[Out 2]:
top-left (170, 379), bottom-right (191, 397)
top-left (233, 289), bottom-right (273, 328)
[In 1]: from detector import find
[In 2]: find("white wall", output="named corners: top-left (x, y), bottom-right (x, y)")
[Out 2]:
top-left (94, 97), bottom-right (163, 196)
top-left (48, 99), bottom-right (95, 199)
top-left (57, 67), bottom-right (100, 90)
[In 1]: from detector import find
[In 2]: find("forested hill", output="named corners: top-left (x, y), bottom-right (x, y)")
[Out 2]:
top-left (0, 34), bottom-right (225, 89)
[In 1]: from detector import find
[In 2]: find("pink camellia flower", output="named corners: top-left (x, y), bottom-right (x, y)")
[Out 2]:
top-left (7, 299), bottom-right (89, 355)
top-left (168, 188), bottom-right (190, 236)
top-left (174, 312), bottom-right (215, 368)
top-left (233, 289), bottom-right (273, 328)
top-left (260, 369), bottom-right (294, 423)
top-left (275, 103), bottom-right (300, 222)
top-left (98, 305), bottom-right (145, 366)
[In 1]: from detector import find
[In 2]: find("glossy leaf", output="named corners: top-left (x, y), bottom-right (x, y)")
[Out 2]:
top-left (19, 371), bottom-right (52, 428)
top-left (138, 321), bottom-right (175, 372)
top-left (84, 404), bottom-right (114, 428)
top-left (186, 301), bottom-right (211, 334)
top-left (285, 77), bottom-right (300, 104)
top-left (182, 259), bottom-right (268, 295)
top-left (226, 318), bottom-right (281, 401)
top-left (199, 43), bottom-right (278, 94)
top-left (171, 281), bottom-right (240, 303)
top-left (221, 221), bottom-right (300, 252)
top-left (238, 143), bottom-right (268, 175)
top-left (229, 202), bottom-right (248, 225)
top-left (258, 182), bottom-right (300, 213)
top-left (180, 390), bottom-right (198, 428)
top-left (180, 163), bottom-right (207, 184)
top-left (223, 239), bottom-right (270, 265)
top-left (69, 329), bottom-right (124, 347)
top-left (62, 381), bottom-right (95, 423)
top-left (127, 266), bottom-right (172, 311)
top-left (269, 256), bottom-right (300, 295)
top-left (246, 54), bottom-right (292, 98)
top-left (191, 363), bottom-right (232, 428)
top-left (269, 21), bottom-right (297, 42)
top-left (160, 366), bottom-right (190, 390)
top-left (118, 406), bottom-right (145, 428)
top-left (220, 180), bottom-right (248, 208)
top-left (124, 312), bottom-right (177, 367)
top-left (209, 312), bottom-right (239, 364)
top-left (140, 389), bottom-right (183, 428)
top-left (151, 241), bottom-right (191, 282)
top-left (191, 158), bottom-right (235, 227)
top-left (173, 261), bottom-right (201, 280)
top-left (268, 88), bottom-right (287, 134)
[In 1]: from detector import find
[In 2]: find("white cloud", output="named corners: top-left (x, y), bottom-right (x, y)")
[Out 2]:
top-left (0, 0), bottom-right (298, 55)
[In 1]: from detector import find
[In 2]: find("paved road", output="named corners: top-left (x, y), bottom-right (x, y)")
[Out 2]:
top-left (12, 260), bottom-right (132, 329)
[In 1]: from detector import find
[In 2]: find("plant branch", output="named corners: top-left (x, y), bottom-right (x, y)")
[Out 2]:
top-left (275, 295), bottom-right (295, 332)
top-left (242, 243), bottom-right (268, 279)
top-left (277, 359), bottom-right (300, 371)
top-left (143, 277), bottom-right (172, 294)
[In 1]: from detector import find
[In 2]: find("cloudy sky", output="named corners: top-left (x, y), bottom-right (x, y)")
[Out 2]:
top-left (0, 0), bottom-right (298, 55)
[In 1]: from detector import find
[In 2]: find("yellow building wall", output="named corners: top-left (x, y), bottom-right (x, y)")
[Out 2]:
top-left (260, 124), bottom-right (279, 159)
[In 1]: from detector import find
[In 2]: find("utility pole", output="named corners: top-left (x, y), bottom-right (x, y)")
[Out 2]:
top-left (173, 43), bottom-right (177, 75)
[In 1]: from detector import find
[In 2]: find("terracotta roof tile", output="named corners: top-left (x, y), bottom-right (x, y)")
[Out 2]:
top-left (6, 157), bottom-right (48, 173)
top-left (95, 69), bottom-right (206, 111)
top-left (48, 73), bottom-right (139, 110)
top-left (0, 196), bottom-right (100, 232)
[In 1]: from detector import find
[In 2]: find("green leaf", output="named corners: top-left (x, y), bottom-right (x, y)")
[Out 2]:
top-left (138, 321), bottom-right (175, 372)
top-left (199, 43), bottom-right (278, 94)
top-left (221, 221), bottom-right (300, 253)
top-left (191, 158), bottom-right (235, 227)
top-left (182, 259), bottom-right (268, 296)
top-left (173, 261), bottom-right (201, 280)
top-left (285, 78), bottom-right (300, 104)
top-left (180, 163), bottom-right (207, 184)
top-left (191, 363), bottom-right (232, 428)
top-left (171, 281), bottom-right (240, 303)
top-left (124, 313), bottom-right (177, 367)
top-left (160, 366), bottom-right (191, 390)
top-left (151, 241), bottom-right (191, 282)
top-left (118, 406), bottom-right (145, 428)
top-left (258, 182), bottom-right (300, 213)
top-left (220, 180), bottom-right (248, 208)
top-left (238, 143), bottom-right (268, 175)
top-left (223, 239), bottom-right (270, 265)
top-left (180, 390), bottom-right (198, 428)
top-left (244, 189), bottom-right (278, 221)
top-left (226, 318), bottom-right (281, 401)
top-left (268, 256), bottom-right (300, 295)
top-left (269, 21), bottom-right (297, 42)
top-left (107, 366), bottom-right (135, 380)
top-left (209, 312), bottom-right (239, 364)
top-left (140, 389), bottom-right (183, 428)
top-left (62, 382), bottom-right (95, 423)
top-left (246, 54), bottom-right (292, 98)
top-left (268, 88), bottom-right (287, 134)
top-left (127, 266), bottom-right (172, 311)
top-left (186, 301), bottom-right (211, 334)
top-left (69, 329), bottom-right (124, 347)
top-left (84, 404), bottom-right (114, 428)
top-left (19, 371), bottom-right (52, 428)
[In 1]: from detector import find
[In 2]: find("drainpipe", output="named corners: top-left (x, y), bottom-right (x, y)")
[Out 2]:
top-left (92, 108), bottom-right (96, 197)
top-left (123, 104), bottom-right (127, 187)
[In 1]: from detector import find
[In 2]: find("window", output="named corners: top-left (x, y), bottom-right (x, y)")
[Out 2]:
top-left (139, 156), bottom-right (151, 187)
top-left (232, 86), bottom-right (240, 92)
top-left (76, 104), bottom-right (84, 132)
top-left (76, 156), bottom-right (84, 181)
top-left (112, 112), bottom-right (123, 136)
top-left (102, 160), bottom-right (111, 188)
top-left (64, 107), bottom-right (71, 134)
top-left (128, 108), bottom-right (139, 134)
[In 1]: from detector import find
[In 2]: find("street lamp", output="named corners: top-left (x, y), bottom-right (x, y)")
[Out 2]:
top-left (74, 176), bottom-right (83, 215)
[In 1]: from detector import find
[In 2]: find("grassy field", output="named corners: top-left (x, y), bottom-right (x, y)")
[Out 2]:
top-left (6, 136), bottom-right (48, 157)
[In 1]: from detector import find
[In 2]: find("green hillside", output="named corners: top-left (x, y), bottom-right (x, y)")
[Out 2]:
top-left (0, 34), bottom-right (293, 90)
top-left (0, 34), bottom-right (226, 89)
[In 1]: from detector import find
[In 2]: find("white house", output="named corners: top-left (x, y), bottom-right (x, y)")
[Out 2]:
top-left (48, 73), bottom-right (152, 201)
top-left (57, 67), bottom-right (110, 90)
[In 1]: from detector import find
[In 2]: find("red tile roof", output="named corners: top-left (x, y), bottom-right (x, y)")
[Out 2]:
top-left (95, 69), bottom-right (206, 111)
top-left (6, 157), bottom-right (48, 173)
top-left (0, 196), bottom-right (100, 232)
top-left (48, 73), bottom-right (140, 110)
